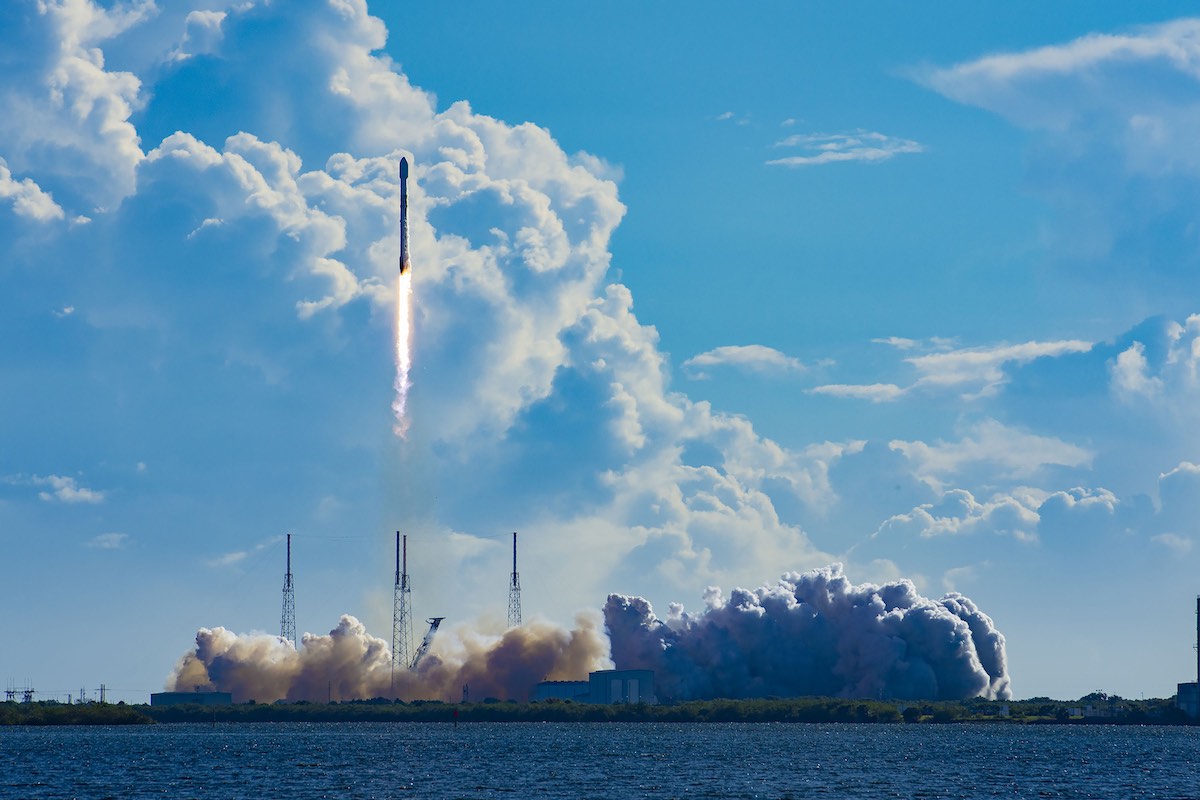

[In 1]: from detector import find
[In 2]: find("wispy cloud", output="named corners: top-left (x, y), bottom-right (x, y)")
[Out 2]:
top-left (683, 345), bottom-right (805, 380)
top-left (715, 110), bottom-right (751, 126)
top-left (872, 335), bottom-right (956, 352)
top-left (809, 383), bottom-right (904, 403)
top-left (942, 564), bottom-right (982, 593)
top-left (891, 419), bottom-right (1094, 485)
top-left (920, 19), bottom-right (1200, 133)
top-left (1151, 532), bottom-right (1192, 554)
top-left (767, 130), bottom-right (924, 167)
top-left (87, 532), bottom-right (128, 549)
top-left (207, 535), bottom-right (285, 568)
top-left (811, 338), bottom-right (1093, 402)
top-left (906, 340), bottom-right (1092, 394)
top-left (27, 474), bottom-right (106, 504)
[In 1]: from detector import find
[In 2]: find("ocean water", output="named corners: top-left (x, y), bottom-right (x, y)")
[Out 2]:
top-left (2, 722), bottom-right (1198, 799)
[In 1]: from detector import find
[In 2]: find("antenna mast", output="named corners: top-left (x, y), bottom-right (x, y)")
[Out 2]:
top-left (392, 532), bottom-right (414, 688)
top-left (281, 533), bottom-right (296, 648)
top-left (507, 531), bottom-right (522, 628)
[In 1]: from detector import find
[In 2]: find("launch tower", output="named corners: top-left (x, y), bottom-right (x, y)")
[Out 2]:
top-left (281, 533), bottom-right (296, 648)
top-left (507, 531), bottom-right (522, 628)
top-left (392, 532), bottom-right (414, 683)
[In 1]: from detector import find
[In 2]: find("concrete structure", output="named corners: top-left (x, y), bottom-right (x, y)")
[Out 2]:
top-left (1178, 682), bottom-right (1199, 719)
top-left (533, 681), bottom-right (590, 702)
top-left (150, 691), bottom-right (232, 707)
top-left (1182, 596), bottom-right (1200, 719)
top-left (533, 670), bottom-right (656, 704)
top-left (589, 670), bottom-right (655, 704)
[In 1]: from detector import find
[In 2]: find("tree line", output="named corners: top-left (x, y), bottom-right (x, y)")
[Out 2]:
top-left (1, 693), bottom-right (1192, 726)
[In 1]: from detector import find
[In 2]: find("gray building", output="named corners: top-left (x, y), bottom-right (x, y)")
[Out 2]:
top-left (1178, 682), bottom-right (1199, 719)
top-left (532, 681), bottom-right (590, 702)
top-left (588, 669), bottom-right (655, 704)
top-left (150, 691), bottom-right (233, 707)
top-left (533, 670), bottom-right (656, 704)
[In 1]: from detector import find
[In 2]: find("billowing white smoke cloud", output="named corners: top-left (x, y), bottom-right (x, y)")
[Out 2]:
top-left (170, 613), bottom-right (611, 703)
top-left (172, 565), bottom-right (1010, 704)
top-left (605, 564), bottom-right (1010, 701)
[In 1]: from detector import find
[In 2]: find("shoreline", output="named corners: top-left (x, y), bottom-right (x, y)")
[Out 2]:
top-left (3, 696), bottom-right (1194, 726)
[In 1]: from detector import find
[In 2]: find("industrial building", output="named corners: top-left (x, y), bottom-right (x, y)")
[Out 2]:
top-left (1175, 683), bottom-right (1198, 719)
top-left (534, 669), bottom-right (656, 704)
top-left (150, 691), bottom-right (232, 707)
top-left (1177, 595), bottom-right (1200, 720)
top-left (590, 669), bottom-right (654, 704)
top-left (533, 681), bottom-right (590, 702)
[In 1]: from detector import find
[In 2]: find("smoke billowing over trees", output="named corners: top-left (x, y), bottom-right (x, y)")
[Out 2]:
top-left (169, 565), bottom-right (1009, 703)
top-left (170, 613), bottom-right (610, 703)
top-left (605, 564), bottom-right (1011, 701)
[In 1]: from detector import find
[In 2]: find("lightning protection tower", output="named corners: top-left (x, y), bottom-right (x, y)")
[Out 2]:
top-left (392, 532), bottom-right (414, 684)
top-left (281, 533), bottom-right (296, 648)
top-left (507, 531), bottom-right (522, 628)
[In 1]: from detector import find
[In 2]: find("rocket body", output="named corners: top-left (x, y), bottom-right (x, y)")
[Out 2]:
top-left (399, 157), bottom-right (411, 275)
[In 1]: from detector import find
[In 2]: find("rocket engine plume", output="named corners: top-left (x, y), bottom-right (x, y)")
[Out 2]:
top-left (168, 613), bottom-right (610, 704)
top-left (604, 564), bottom-right (1011, 702)
top-left (392, 156), bottom-right (413, 437)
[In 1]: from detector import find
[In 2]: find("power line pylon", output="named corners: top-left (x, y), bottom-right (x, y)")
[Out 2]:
top-left (507, 531), bottom-right (522, 628)
top-left (392, 532), bottom-right (414, 691)
top-left (281, 533), bottom-right (296, 648)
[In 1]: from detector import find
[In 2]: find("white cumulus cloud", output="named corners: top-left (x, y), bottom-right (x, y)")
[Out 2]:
top-left (0, 159), bottom-right (64, 221)
top-left (683, 345), bottom-right (805, 380)
top-left (877, 488), bottom-right (1040, 541)
top-left (31, 474), bottom-right (105, 504)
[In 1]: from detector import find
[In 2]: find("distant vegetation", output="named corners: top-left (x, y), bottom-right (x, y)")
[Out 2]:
top-left (1, 692), bottom-right (1192, 726)
top-left (143, 696), bottom-right (903, 724)
top-left (0, 702), bottom-right (152, 726)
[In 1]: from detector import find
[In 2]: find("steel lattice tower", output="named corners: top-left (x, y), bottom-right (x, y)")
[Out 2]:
top-left (280, 533), bottom-right (296, 648)
top-left (392, 532), bottom-right (414, 683)
top-left (507, 531), bottom-right (522, 628)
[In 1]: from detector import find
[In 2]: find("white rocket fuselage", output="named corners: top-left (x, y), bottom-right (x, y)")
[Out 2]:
top-left (399, 157), bottom-right (411, 275)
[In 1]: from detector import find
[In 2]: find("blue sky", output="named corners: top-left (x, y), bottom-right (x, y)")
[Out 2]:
top-left (4, 0), bottom-right (1200, 702)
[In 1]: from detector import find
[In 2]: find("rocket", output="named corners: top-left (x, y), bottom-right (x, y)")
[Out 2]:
top-left (399, 156), bottom-right (411, 275)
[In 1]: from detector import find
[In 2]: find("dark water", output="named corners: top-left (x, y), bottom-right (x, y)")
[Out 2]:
top-left (2, 722), bottom-right (1198, 799)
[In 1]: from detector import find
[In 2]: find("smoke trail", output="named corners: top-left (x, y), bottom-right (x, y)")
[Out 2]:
top-left (604, 564), bottom-right (1011, 702)
top-left (169, 613), bottom-right (610, 703)
top-left (392, 270), bottom-right (413, 437)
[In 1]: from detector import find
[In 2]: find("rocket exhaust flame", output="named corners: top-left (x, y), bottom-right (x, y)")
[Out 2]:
top-left (393, 156), bottom-right (413, 437)
top-left (392, 270), bottom-right (412, 437)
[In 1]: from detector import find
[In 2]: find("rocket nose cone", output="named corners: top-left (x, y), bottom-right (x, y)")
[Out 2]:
top-left (400, 157), bottom-right (409, 180)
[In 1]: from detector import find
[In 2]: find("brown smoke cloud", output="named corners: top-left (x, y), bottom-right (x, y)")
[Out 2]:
top-left (169, 613), bottom-right (611, 703)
